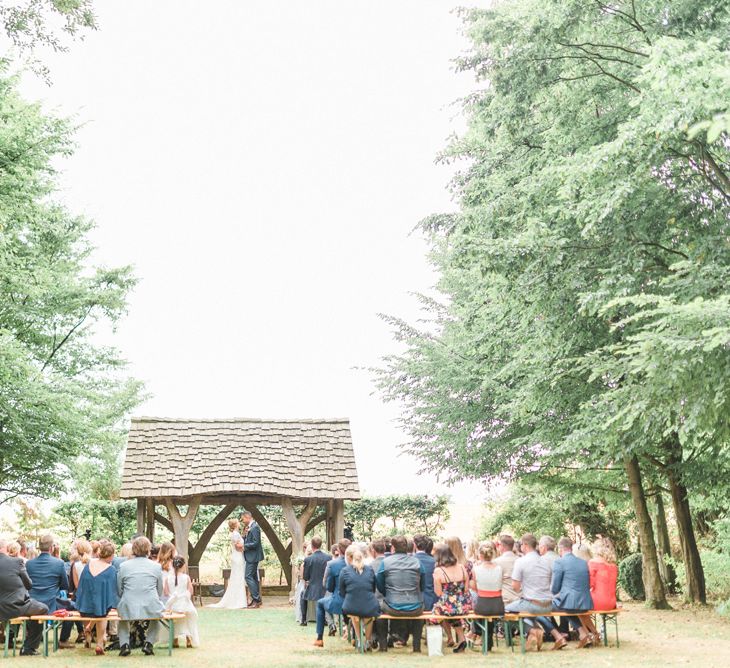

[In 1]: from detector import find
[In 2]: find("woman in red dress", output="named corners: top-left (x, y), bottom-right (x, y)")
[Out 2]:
top-left (589, 538), bottom-right (619, 611)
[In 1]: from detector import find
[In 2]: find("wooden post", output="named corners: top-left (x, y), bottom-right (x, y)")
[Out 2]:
top-left (325, 500), bottom-right (334, 549)
top-left (145, 498), bottom-right (155, 542)
top-left (136, 498), bottom-right (144, 535)
top-left (164, 496), bottom-right (202, 561)
top-left (333, 499), bottom-right (345, 542)
top-left (282, 498), bottom-right (318, 596)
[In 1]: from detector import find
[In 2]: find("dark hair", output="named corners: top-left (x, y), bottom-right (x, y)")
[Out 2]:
top-left (370, 539), bottom-right (386, 555)
top-left (311, 536), bottom-right (323, 550)
top-left (406, 538), bottom-right (414, 554)
top-left (391, 535), bottom-right (408, 554)
top-left (425, 537), bottom-right (434, 554)
top-left (433, 543), bottom-right (457, 567)
top-left (149, 544), bottom-right (160, 559)
top-left (413, 534), bottom-right (431, 552)
top-left (172, 556), bottom-right (186, 587)
top-left (338, 538), bottom-right (351, 554)
top-left (499, 534), bottom-right (515, 551)
top-left (383, 537), bottom-right (392, 552)
top-left (241, 510), bottom-right (253, 519)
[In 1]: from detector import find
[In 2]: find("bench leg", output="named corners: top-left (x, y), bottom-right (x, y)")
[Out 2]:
top-left (505, 620), bottom-right (514, 652)
top-left (3, 621), bottom-right (9, 658)
top-left (169, 620), bottom-right (174, 656)
top-left (601, 614), bottom-right (608, 647)
top-left (53, 621), bottom-right (59, 653)
top-left (518, 618), bottom-right (526, 654)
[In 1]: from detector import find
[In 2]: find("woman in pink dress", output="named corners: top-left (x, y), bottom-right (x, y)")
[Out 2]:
top-left (589, 538), bottom-right (619, 611)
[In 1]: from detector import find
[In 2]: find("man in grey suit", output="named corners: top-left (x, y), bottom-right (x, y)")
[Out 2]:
top-left (241, 511), bottom-right (264, 607)
top-left (117, 536), bottom-right (164, 657)
top-left (23, 534), bottom-right (68, 656)
top-left (300, 536), bottom-right (331, 625)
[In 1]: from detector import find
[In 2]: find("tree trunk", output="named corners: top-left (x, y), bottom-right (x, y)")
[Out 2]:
top-left (624, 455), bottom-right (670, 609)
top-left (664, 434), bottom-right (706, 604)
top-left (652, 488), bottom-right (677, 593)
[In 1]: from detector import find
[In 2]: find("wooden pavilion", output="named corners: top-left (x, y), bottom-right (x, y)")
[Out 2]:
top-left (119, 417), bottom-right (360, 588)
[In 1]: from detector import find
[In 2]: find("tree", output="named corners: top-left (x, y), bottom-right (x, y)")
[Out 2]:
top-left (376, 0), bottom-right (729, 607)
top-left (345, 494), bottom-right (450, 540)
top-left (0, 69), bottom-right (142, 505)
top-left (0, 1), bottom-right (97, 77)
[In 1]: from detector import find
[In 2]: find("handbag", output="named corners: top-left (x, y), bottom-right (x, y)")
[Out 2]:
top-left (426, 624), bottom-right (443, 657)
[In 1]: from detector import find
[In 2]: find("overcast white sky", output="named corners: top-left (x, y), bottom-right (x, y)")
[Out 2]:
top-left (19, 0), bottom-right (486, 503)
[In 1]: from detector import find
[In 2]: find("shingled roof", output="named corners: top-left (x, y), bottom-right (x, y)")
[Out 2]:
top-left (120, 417), bottom-right (360, 501)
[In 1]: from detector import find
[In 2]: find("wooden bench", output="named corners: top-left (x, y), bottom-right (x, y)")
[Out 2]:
top-left (2, 618), bottom-right (28, 658)
top-left (345, 612), bottom-right (519, 655)
top-left (29, 611), bottom-right (186, 657)
top-left (512, 608), bottom-right (623, 653)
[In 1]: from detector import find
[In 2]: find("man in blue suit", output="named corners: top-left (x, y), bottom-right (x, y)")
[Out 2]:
top-left (413, 534), bottom-right (436, 611)
top-left (313, 538), bottom-right (349, 648)
top-left (300, 536), bottom-right (331, 625)
top-left (543, 537), bottom-right (594, 649)
top-left (23, 534), bottom-right (69, 656)
top-left (241, 511), bottom-right (264, 607)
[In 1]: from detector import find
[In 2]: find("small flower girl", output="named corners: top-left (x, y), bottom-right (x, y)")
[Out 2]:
top-left (164, 556), bottom-right (200, 648)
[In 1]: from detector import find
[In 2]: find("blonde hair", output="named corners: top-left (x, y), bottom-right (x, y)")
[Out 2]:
top-left (6, 541), bottom-right (20, 557)
top-left (445, 536), bottom-right (467, 566)
top-left (345, 544), bottom-right (365, 574)
top-left (157, 542), bottom-right (176, 571)
top-left (575, 544), bottom-right (593, 561)
top-left (467, 539), bottom-right (481, 562)
top-left (593, 537), bottom-right (617, 563)
top-left (74, 539), bottom-right (92, 564)
top-left (228, 518), bottom-right (240, 531)
top-left (120, 542), bottom-right (133, 558)
top-left (91, 540), bottom-right (101, 558)
top-left (478, 542), bottom-right (496, 562)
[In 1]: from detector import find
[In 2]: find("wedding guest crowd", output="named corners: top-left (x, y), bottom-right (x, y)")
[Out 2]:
top-left (302, 531), bottom-right (619, 653)
top-left (0, 532), bottom-right (201, 657)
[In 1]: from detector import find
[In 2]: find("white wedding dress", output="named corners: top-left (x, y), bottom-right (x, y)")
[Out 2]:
top-left (208, 530), bottom-right (248, 609)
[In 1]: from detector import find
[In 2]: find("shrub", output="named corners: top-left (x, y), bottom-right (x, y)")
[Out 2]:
top-left (618, 553), bottom-right (645, 601)
top-left (701, 550), bottom-right (730, 600)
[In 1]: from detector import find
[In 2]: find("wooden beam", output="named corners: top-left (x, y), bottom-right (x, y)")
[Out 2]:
top-left (282, 498), bottom-right (318, 596)
top-left (136, 498), bottom-right (144, 535)
top-left (164, 496), bottom-right (202, 561)
top-left (144, 498), bottom-right (155, 541)
top-left (154, 511), bottom-right (193, 555)
top-left (325, 500), bottom-right (334, 548)
top-left (188, 503), bottom-right (237, 567)
top-left (333, 499), bottom-right (345, 543)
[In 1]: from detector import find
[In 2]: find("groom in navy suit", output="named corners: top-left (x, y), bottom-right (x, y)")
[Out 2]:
top-left (241, 511), bottom-right (264, 607)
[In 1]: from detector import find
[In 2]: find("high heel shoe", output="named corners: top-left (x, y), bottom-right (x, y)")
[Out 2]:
top-left (453, 640), bottom-right (467, 653)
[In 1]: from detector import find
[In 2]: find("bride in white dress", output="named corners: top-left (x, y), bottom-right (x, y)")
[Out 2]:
top-left (208, 518), bottom-right (248, 609)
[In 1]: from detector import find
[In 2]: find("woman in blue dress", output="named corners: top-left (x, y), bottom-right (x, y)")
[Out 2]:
top-left (75, 539), bottom-right (119, 655)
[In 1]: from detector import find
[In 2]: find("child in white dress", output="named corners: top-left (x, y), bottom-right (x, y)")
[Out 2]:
top-left (164, 556), bottom-right (200, 648)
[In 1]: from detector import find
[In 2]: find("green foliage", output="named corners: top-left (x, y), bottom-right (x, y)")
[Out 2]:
top-left (618, 553), bottom-right (645, 601)
top-left (481, 479), bottom-right (632, 557)
top-left (345, 494), bottom-right (450, 540)
top-left (52, 499), bottom-right (136, 545)
top-left (0, 70), bottom-right (142, 504)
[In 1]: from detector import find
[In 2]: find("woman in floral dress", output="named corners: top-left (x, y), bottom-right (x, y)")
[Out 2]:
top-left (432, 543), bottom-right (476, 653)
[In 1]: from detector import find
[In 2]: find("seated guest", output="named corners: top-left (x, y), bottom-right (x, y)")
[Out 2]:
top-left (313, 539), bottom-right (350, 647)
top-left (23, 534), bottom-right (69, 656)
top-left (589, 538), bottom-right (618, 611)
top-left (75, 539), bottom-right (119, 655)
top-left (117, 536), bottom-right (164, 657)
top-left (538, 536), bottom-right (558, 569)
top-left (505, 533), bottom-right (553, 651)
top-left (375, 535), bottom-right (425, 653)
top-left (0, 538), bottom-right (49, 641)
top-left (549, 537), bottom-right (594, 649)
top-left (443, 536), bottom-right (472, 647)
top-left (368, 540), bottom-right (386, 606)
top-left (339, 545), bottom-right (380, 649)
top-left (494, 534), bottom-right (519, 605)
top-left (413, 534), bottom-right (436, 611)
top-left (5, 542), bottom-right (20, 558)
top-left (432, 542), bottom-right (474, 653)
top-left (471, 542), bottom-right (504, 651)
top-left (300, 536), bottom-right (330, 626)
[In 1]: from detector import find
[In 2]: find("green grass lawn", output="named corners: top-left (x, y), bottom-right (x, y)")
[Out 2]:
top-left (13, 598), bottom-right (730, 667)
